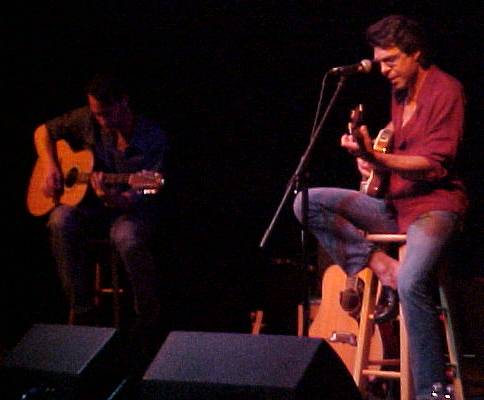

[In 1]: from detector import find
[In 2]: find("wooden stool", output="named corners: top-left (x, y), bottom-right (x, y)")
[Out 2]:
top-left (352, 233), bottom-right (410, 399)
top-left (92, 239), bottom-right (124, 329)
top-left (353, 234), bottom-right (465, 400)
top-left (68, 239), bottom-right (124, 329)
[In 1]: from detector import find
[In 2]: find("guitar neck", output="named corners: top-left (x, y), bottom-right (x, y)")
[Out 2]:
top-left (76, 172), bottom-right (133, 185)
top-left (345, 274), bottom-right (358, 291)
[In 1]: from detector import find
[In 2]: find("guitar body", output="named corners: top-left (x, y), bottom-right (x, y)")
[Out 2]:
top-left (360, 170), bottom-right (384, 197)
top-left (348, 105), bottom-right (393, 198)
top-left (27, 140), bottom-right (94, 216)
top-left (26, 139), bottom-right (164, 216)
top-left (309, 264), bottom-right (384, 375)
top-left (359, 128), bottom-right (393, 198)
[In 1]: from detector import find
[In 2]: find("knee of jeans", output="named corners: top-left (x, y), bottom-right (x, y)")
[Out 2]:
top-left (48, 205), bottom-right (77, 231)
top-left (397, 268), bottom-right (423, 303)
top-left (110, 220), bottom-right (141, 251)
top-left (293, 192), bottom-right (303, 222)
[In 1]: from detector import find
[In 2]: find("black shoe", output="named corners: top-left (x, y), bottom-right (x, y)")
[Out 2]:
top-left (339, 277), bottom-right (364, 314)
top-left (374, 286), bottom-right (399, 324)
top-left (339, 288), bottom-right (361, 313)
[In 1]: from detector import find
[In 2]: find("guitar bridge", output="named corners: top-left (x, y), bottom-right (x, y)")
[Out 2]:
top-left (328, 331), bottom-right (357, 346)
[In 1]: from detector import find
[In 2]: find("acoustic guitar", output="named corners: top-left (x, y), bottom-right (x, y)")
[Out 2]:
top-left (309, 264), bottom-right (384, 375)
top-left (348, 104), bottom-right (393, 198)
top-left (26, 139), bottom-right (164, 216)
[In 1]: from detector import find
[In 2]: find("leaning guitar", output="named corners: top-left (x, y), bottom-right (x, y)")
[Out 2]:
top-left (26, 139), bottom-right (164, 216)
top-left (309, 262), bottom-right (385, 375)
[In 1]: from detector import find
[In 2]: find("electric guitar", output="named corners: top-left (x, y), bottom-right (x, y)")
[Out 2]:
top-left (348, 104), bottom-right (393, 198)
top-left (345, 106), bottom-right (394, 309)
top-left (26, 139), bottom-right (164, 216)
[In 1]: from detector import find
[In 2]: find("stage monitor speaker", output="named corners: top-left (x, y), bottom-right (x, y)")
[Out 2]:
top-left (0, 323), bottom-right (120, 399)
top-left (140, 331), bottom-right (362, 400)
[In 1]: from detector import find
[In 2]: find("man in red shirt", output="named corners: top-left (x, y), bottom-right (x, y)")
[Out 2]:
top-left (294, 15), bottom-right (467, 399)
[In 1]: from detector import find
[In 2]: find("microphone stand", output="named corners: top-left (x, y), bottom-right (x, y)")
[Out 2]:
top-left (259, 74), bottom-right (347, 336)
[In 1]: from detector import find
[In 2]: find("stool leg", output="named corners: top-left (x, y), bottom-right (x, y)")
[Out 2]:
top-left (94, 262), bottom-right (102, 308)
top-left (399, 306), bottom-right (413, 400)
top-left (110, 248), bottom-right (121, 329)
top-left (439, 285), bottom-right (465, 400)
top-left (398, 244), bottom-right (414, 400)
top-left (251, 310), bottom-right (264, 335)
top-left (297, 304), bottom-right (304, 337)
top-left (353, 268), bottom-right (378, 392)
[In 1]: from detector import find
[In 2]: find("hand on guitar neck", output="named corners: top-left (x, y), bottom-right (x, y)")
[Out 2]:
top-left (345, 104), bottom-right (374, 160)
top-left (342, 104), bottom-right (393, 198)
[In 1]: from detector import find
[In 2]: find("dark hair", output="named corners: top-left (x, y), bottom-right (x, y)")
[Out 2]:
top-left (85, 72), bottom-right (128, 104)
top-left (366, 15), bottom-right (432, 68)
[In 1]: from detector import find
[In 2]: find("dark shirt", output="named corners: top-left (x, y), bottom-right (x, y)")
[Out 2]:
top-left (45, 106), bottom-right (169, 174)
top-left (387, 65), bottom-right (468, 232)
top-left (45, 106), bottom-right (169, 208)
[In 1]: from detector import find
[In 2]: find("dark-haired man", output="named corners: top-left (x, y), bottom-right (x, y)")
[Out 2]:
top-left (294, 15), bottom-right (467, 399)
top-left (32, 72), bottom-right (170, 363)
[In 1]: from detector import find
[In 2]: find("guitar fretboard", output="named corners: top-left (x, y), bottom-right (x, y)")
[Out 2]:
top-left (76, 172), bottom-right (133, 184)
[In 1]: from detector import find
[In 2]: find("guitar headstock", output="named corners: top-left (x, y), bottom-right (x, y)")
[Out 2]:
top-left (348, 104), bottom-right (364, 137)
top-left (129, 171), bottom-right (165, 194)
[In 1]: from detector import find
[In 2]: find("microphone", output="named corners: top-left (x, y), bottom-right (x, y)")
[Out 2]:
top-left (329, 59), bottom-right (373, 75)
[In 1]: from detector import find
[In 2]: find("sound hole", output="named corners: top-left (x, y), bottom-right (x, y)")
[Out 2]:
top-left (64, 168), bottom-right (79, 188)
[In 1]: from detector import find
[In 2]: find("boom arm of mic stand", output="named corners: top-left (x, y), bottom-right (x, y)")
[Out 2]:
top-left (259, 75), bottom-right (347, 249)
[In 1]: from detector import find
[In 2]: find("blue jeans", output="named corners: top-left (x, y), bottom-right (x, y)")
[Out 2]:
top-left (47, 203), bottom-right (162, 324)
top-left (293, 188), bottom-right (460, 398)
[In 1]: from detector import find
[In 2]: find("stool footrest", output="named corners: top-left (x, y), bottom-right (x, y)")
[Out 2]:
top-left (365, 234), bottom-right (407, 243)
top-left (98, 288), bottom-right (124, 295)
top-left (362, 369), bottom-right (401, 379)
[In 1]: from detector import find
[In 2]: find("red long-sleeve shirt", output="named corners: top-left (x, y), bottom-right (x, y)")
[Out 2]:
top-left (387, 65), bottom-right (468, 232)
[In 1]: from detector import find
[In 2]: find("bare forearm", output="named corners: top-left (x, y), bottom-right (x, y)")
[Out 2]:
top-left (346, 123), bottom-right (446, 181)
top-left (371, 152), bottom-right (443, 180)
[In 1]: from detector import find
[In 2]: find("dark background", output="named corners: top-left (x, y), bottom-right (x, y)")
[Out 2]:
top-left (2, 2), bottom-right (482, 349)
